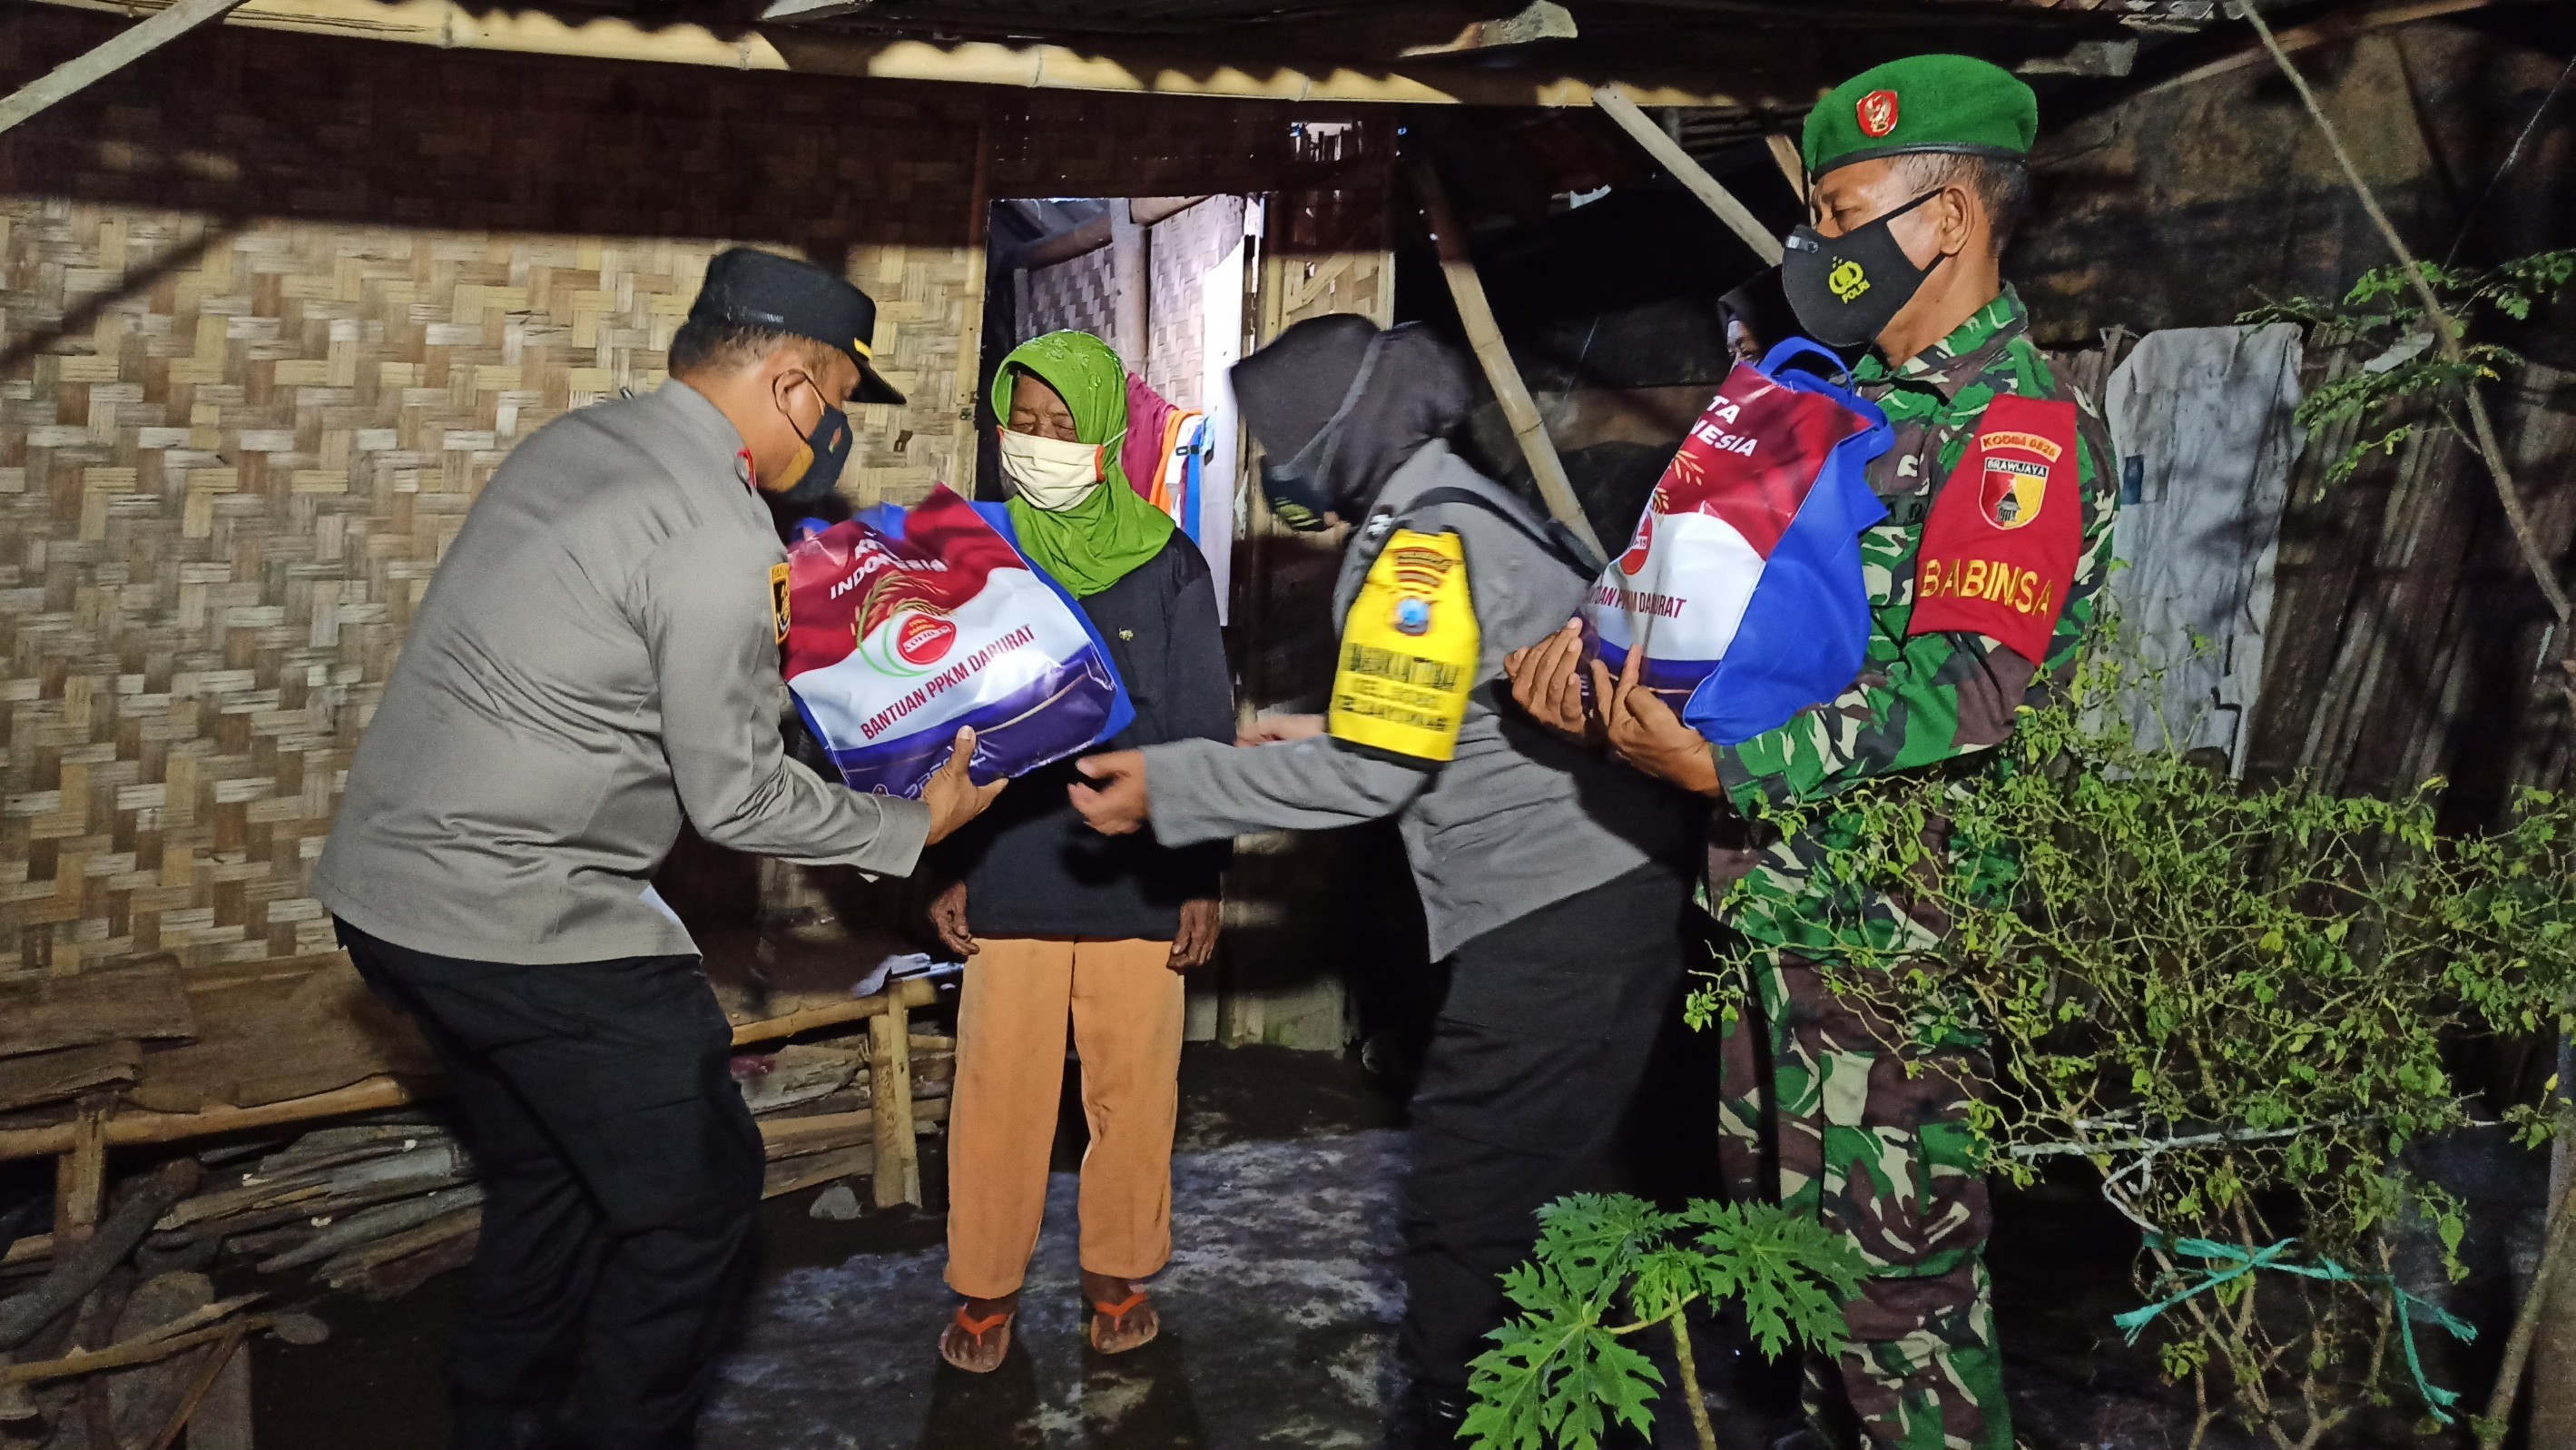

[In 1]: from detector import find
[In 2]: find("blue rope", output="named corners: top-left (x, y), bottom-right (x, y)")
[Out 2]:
top-left (2112, 1235), bottom-right (2476, 1424)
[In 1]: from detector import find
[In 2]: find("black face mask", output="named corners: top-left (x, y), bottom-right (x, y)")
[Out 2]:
top-left (775, 381), bottom-right (853, 508)
top-left (1260, 458), bottom-right (1334, 532)
top-left (1257, 332), bottom-right (1391, 533)
top-left (1781, 189), bottom-right (1947, 349)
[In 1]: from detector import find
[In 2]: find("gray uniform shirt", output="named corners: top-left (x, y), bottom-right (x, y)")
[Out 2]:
top-left (1140, 442), bottom-right (1695, 958)
top-left (315, 381), bottom-right (929, 965)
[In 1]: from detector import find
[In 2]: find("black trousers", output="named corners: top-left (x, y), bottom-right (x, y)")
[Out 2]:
top-left (1399, 865), bottom-right (1689, 1391)
top-left (337, 921), bottom-right (765, 1450)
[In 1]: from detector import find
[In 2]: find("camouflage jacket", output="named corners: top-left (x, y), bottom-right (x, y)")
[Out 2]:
top-left (1708, 288), bottom-right (2118, 961)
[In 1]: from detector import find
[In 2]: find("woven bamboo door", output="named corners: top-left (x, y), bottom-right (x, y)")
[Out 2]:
top-left (1206, 187), bottom-right (1394, 1051)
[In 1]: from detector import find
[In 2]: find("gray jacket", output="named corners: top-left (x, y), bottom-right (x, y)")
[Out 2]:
top-left (1140, 442), bottom-right (1695, 958)
top-left (315, 381), bottom-right (929, 965)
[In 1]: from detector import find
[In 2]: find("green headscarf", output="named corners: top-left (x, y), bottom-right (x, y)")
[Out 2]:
top-left (990, 330), bottom-right (1174, 597)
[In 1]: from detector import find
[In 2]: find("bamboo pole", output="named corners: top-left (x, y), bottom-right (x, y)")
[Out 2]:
top-left (1, 1317), bottom-right (279, 1386)
top-left (0, 977), bottom-right (938, 1163)
top-left (53, 1095), bottom-right (110, 1247)
top-left (1589, 85), bottom-right (1785, 266)
top-left (0, 0), bottom-right (250, 137)
top-left (1765, 134), bottom-right (1808, 207)
top-left (730, 976), bottom-right (939, 1049)
top-left (1405, 159), bottom-right (1605, 558)
top-left (869, 992), bottom-right (921, 1208)
top-left (0, 1077), bottom-right (419, 1164)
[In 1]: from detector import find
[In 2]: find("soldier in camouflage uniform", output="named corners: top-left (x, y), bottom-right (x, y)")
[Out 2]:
top-left (1506, 55), bottom-right (2118, 1450)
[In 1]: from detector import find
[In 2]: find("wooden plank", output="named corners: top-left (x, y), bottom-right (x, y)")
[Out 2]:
top-left (180, 1327), bottom-right (251, 1450)
top-left (868, 995), bottom-right (920, 1208)
top-left (0, 0), bottom-right (251, 138)
top-left (763, 1144), bottom-right (875, 1200)
top-left (148, 1323), bottom-right (245, 1450)
top-left (758, 1100), bottom-right (946, 1160)
top-left (106, 1271), bottom-right (215, 1444)
top-left (0, 1160), bottom-right (200, 1353)
top-left (0, 960), bottom-right (195, 1059)
top-left (54, 1095), bottom-right (112, 1247)
top-left (1589, 85), bottom-right (1785, 265)
top-left (0, 1040), bottom-right (141, 1112)
top-left (131, 962), bottom-right (435, 1114)
top-left (1405, 159), bottom-right (1604, 557)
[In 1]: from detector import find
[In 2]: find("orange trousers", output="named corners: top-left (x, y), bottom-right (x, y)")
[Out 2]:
top-left (943, 936), bottom-right (1184, 1299)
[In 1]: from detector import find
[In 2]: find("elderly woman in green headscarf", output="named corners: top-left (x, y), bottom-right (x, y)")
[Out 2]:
top-left (928, 330), bottom-right (1234, 1372)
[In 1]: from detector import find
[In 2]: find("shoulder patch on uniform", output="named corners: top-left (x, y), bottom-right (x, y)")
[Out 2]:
top-left (1909, 393), bottom-right (2082, 661)
top-left (1329, 528), bottom-right (1480, 764)
top-left (770, 561), bottom-right (791, 644)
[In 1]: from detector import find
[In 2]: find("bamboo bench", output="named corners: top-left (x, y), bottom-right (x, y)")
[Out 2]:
top-left (0, 976), bottom-right (940, 1260)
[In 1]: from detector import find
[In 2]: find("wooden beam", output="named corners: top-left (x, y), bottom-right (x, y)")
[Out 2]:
top-left (1406, 159), bottom-right (1604, 559)
top-left (15, 0), bottom-right (1755, 107)
top-left (1590, 85), bottom-right (1784, 265)
top-left (0, 0), bottom-right (250, 136)
top-left (2138, 0), bottom-right (2503, 97)
top-left (1765, 133), bottom-right (1807, 208)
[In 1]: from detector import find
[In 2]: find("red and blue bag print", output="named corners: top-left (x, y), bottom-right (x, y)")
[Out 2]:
top-left (1587, 340), bottom-right (1893, 745)
top-left (782, 484), bottom-right (1134, 798)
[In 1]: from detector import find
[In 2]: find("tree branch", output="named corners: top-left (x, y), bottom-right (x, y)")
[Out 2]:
top-left (2241, 2), bottom-right (2573, 642)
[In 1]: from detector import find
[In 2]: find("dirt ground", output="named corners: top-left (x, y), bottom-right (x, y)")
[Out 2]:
top-left (232, 1041), bottom-right (2504, 1450)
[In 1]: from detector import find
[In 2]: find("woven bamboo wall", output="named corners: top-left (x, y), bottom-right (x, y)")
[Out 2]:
top-left (0, 207), bottom-right (988, 982)
top-left (0, 9), bottom-right (1392, 991)
top-left (1142, 197), bottom-right (1249, 412)
top-left (1020, 246), bottom-right (1119, 350)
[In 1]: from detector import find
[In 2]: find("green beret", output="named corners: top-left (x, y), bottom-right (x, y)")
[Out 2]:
top-left (1802, 54), bottom-right (2038, 179)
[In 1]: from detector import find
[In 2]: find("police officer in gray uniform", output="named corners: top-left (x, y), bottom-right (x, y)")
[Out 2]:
top-left (316, 250), bottom-right (1002, 1450)
top-left (1068, 316), bottom-right (1697, 1438)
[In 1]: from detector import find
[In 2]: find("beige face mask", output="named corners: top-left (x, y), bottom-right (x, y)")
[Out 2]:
top-left (998, 427), bottom-right (1117, 511)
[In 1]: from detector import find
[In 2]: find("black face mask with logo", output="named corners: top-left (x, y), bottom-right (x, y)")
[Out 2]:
top-left (1780, 188), bottom-right (1947, 349)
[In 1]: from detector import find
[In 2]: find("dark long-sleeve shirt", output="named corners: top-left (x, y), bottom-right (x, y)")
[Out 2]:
top-left (938, 531), bottom-right (1234, 941)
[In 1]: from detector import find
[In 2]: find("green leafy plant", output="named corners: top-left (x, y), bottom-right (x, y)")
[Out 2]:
top-left (2240, 250), bottom-right (2574, 490)
top-left (1684, 646), bottom-right (2576, 1450)
top-left (1461, 1195), bottom-right (1866, 1450)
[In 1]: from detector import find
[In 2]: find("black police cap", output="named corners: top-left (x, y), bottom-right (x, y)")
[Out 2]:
top-left (686, 248), bottom-right (906, 405)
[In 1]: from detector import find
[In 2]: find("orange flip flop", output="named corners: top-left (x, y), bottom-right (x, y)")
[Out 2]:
top-left (939, 1303), bottom-right (1014, 1374)
top-left (1086, 1288), bottom-right (1159, 1355)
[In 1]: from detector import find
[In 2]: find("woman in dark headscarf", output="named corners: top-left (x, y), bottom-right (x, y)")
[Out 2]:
top-left (1069, 317), bottom-right (1700, 1438)
top-left (1224, 314), bottom-right (1478, 539)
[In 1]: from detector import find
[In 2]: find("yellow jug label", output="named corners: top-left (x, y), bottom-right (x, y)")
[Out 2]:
top-left (1329, 528), bottom-right (1480, 763)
